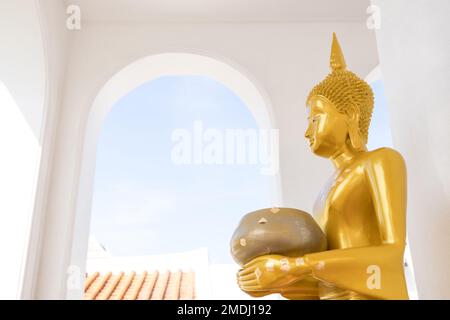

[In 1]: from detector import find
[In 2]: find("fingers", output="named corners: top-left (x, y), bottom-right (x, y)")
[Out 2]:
top-left (238, 273), bottom-right (255, 281)
top-left (237, 270), bottom-right (261, 292)
top-left (239, 279), bottom-right (258, 286)
top-left (238, 266), bottom-right (256, 277)
top-left (243, 258), bottom-right (263, 269)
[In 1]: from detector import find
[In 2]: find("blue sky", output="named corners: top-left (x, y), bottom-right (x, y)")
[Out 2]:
top-left (89, 76), bottom-right (391, 264)
top-left (367, 80), bottom-right (393, 150)
top-left (90, 76), bottom-right (272, 264)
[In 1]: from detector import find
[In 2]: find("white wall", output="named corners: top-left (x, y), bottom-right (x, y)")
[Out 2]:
top-left (0, 1), bottom-right (46, 141)
top-left (21, 0), bottom-right (70, 299)
top-left (0, 0), bottom-right (46, 299)
top-left (36, 21), bottom-right (378, 299)
top-left (372, 0), bottom-right (450, 299)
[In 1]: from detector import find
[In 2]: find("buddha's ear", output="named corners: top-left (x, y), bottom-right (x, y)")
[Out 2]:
top-left (346, 104), bottom-right (364, 151)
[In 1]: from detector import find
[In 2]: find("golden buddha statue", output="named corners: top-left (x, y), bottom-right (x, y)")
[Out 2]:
top-left (237, 33), bottom-right (409, 300)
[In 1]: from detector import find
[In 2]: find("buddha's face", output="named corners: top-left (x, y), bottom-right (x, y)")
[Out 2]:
top-left (305, 95), bottom-right (349, 158)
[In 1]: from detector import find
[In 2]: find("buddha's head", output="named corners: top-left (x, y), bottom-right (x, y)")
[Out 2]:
top-left (305, 33), bottom-right (374, 158)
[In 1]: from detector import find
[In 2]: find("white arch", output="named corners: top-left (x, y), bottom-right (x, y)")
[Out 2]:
top-left (67, 52), bottom-right (281, 298)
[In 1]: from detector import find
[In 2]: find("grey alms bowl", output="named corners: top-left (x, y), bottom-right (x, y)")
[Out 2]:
top-left (230, 207), bottom-right (327, 266)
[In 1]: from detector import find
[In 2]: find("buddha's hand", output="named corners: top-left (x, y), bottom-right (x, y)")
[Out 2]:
top-left (237, 254), bottom-right (310, 292)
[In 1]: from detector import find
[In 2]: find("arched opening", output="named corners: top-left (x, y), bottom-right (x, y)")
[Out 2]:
top-left (366, 66), bottom-right (394, 150)
top-left (69, 53), bottom-right (280, 299)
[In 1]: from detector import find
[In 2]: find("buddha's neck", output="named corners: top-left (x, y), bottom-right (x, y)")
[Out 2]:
top-left (331, 143), bottom-right (365, 169)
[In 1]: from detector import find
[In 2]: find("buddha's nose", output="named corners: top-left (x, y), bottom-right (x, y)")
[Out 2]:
top-left (305, 125), bottom-right (312, 139)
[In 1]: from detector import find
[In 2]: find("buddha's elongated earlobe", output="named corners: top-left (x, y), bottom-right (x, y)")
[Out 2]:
top-left (348, 121), bottom-right (364, 150)
top-left (346, 105), bottom-right (364, 151)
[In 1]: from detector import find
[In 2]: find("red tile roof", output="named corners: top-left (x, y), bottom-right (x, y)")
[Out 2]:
top-left (84, 270), bottom-right (195, 300)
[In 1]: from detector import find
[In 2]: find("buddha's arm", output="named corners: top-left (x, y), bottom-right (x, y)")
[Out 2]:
top-left (303, 149), bottom-right (409, 299)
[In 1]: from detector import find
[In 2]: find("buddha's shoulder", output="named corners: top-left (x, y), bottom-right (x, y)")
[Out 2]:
top-left (360, 147), bottom-right (406, 166)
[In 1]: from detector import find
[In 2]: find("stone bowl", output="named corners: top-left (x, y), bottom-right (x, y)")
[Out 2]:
top-left (230, 207), bottom-right (327, 266)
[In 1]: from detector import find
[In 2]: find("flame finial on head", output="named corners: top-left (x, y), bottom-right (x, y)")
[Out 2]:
top-left (330, 32), bottom-right (347, 71)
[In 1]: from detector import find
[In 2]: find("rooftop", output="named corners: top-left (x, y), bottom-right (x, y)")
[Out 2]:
top-left (84, 270), bottom-right (195, 300)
